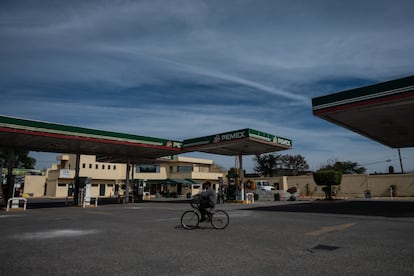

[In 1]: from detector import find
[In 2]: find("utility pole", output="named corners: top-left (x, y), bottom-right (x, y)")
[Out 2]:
top-left (398, 148), bottom-right (404, 173)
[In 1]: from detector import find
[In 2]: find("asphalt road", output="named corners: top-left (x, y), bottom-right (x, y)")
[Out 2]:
top-left (1, 199), bottom-right (413, 275)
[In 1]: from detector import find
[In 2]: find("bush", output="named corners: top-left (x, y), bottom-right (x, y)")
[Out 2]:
top-left (287, 187), bottom-right (297, 194)
top-left (313, 170), bottom-right (342, 186)
top-left (313, 170), bottom-right (342, 199)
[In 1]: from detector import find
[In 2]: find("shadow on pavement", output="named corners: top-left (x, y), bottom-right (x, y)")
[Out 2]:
top-left (246, 200), bottom-right (414, 218)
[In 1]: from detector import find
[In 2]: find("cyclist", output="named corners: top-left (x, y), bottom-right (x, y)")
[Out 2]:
top-left (198, 181), bottom-right (216, 222)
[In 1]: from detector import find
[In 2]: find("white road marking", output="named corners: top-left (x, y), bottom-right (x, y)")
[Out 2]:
top-left (12, 229), bottom-right (100, 240)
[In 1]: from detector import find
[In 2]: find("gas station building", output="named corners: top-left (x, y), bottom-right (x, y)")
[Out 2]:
top-left (42, 154), bottom-right (225, 198)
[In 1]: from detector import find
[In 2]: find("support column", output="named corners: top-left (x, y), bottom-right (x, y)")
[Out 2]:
top-left (239, 153), bottom-right (244, 201)
top-left (5, 148), bottom-right (16, 202)
top-left (74, 153), bottom-right (81, 205)
top-left (131, 162), bottom-right (135, 202)
top-left (125, 158), bottom-right (130, 203)
top-left (0, 159), bottom-right (3, 204)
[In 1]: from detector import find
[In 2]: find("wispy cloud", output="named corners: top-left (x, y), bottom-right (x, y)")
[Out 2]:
top-left (1, 0), bottom-right (414, 173)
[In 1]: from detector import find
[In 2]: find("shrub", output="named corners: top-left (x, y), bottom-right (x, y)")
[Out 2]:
top-left (287, 187), bottom-right (297, 194)
top-left (313, 170), bottom-right (342, 199)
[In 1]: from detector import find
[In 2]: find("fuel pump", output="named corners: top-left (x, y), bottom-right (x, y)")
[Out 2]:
top-left (133, 179), bottom-right (146, 202)
top-left (77, 177), bottom-right (92, 207)
top-left (226, 168), bottom-right (239, 200)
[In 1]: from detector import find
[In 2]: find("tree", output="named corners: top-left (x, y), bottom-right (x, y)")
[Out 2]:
top-left (279, 154), bottom-right (309, 176)
top-left (254, 154), bottom-right (309, 176)
top-left (227, 167), bottom-right (240, 178)
top-left (253, 154), bottom-right (281, 177)
top-left (1, 148), bottom-right (36, 202)
top-left (0, 148), bottom-right (36, 169)
top-left (320, 159), bottom-right (366, 174)
top-left (313, 170), bottom-right (343, 200)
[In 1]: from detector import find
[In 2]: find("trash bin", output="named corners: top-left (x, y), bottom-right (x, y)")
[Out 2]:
top-left (274, 193), bottom-right (280, 201)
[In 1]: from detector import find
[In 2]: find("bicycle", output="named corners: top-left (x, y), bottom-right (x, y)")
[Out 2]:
top-left (181, 196), bottom-right (229, 230)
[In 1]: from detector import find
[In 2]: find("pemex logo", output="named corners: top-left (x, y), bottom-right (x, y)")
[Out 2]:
top-left (213, 134), bottom-right (221, 143)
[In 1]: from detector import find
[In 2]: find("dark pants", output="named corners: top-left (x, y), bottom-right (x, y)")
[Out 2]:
top-left (199, 199), bottom-right (213, 220)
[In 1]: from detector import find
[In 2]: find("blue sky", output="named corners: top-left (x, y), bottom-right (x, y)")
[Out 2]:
top-left (1, 0), bottom-right (414, 173)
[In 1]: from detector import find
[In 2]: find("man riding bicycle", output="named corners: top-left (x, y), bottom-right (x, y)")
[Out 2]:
top-left (198, 181), bottom-right (216, 222)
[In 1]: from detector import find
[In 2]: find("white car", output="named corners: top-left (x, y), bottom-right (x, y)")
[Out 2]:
top-left (255, 180), bottom-right (275, 191)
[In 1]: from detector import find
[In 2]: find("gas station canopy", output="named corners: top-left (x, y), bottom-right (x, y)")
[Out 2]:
top-left (312, 75), bottom-right (414, 148)
top-left (0, 115), bottom-right (183, 163)
top-left (182, 128), bottom-right (292, 156)
top-left (0, 116), bottom-right (292, 163)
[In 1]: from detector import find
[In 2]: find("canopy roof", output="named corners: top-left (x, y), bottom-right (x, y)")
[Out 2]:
top-left (312, 75), bottom-right (414, 148)
top-left (182, 128), bottom-right (292, 156)
top-left (0, 116), bottom-right (292, 163)
top-left (0, 115), bottom-right (183, 163)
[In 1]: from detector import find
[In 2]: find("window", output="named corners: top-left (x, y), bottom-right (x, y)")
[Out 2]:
top-left (178, 166), bottom-right (193, 172)
top-left (137, 165), bottom-right (160, 173)
top-left (58, 183), bottom-right (67, 187)
top-left (113, 165), bottom-right (116, 170)
top-left (102, 165), bottom-right (105, 170)
top-left (89, 164), bottom-right (92, 169)
top-left (108, 165), bottom-right (111, 170)
top-left (82, 163), bottom-right (86, 168)
top-left (96, 164), bottom-right (98, 169)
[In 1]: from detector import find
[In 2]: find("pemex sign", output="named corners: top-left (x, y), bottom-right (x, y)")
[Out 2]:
top-left (183, 128), bottom-right (292, 148)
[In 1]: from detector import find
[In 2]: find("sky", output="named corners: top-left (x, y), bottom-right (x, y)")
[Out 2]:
top-left (1, 0), bottom-right (414, 173)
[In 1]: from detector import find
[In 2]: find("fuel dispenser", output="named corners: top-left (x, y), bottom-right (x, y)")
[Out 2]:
top-left (77, 177), bottom-right (92, 207)
top-left (226, 168), bottom-right (239, 200)
top-left (133, 179), bottom-right (146, 202)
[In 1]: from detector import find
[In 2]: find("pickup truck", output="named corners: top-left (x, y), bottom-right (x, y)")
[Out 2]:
top-left (254, 180), bottom-right (275, 191)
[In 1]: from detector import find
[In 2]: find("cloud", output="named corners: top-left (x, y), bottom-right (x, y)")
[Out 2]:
top-left (1, 0), bottom-right (414, 173)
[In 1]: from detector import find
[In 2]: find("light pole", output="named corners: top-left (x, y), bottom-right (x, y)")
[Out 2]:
top-left (398, 148), bottom-right (404, 174)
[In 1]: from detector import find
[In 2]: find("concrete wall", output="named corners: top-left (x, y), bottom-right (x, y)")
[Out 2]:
top-left (23, 175), bottom-right (46, 197)
top-left (247, 174), bottom-right (414, 198)
top-left (46, 178), bottom-right (57, 197)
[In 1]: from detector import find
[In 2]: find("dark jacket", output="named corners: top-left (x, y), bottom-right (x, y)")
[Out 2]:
top-left (200, 187), bottom-right (216, 208)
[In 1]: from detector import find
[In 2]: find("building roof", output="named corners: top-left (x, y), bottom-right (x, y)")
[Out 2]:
top-left (312, 75), bottom-right (414, 148)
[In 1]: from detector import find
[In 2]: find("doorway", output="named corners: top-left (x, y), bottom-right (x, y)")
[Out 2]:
top-left (99, 184), bottom-right (106, 196)
top-left (68, 183), bottom-right (74, 196)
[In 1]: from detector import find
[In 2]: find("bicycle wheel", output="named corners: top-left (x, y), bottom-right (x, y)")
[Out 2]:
top-left (211, 210), bottom-right (229, 229)
top-left (181, 210), bottom-right (200, 229)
